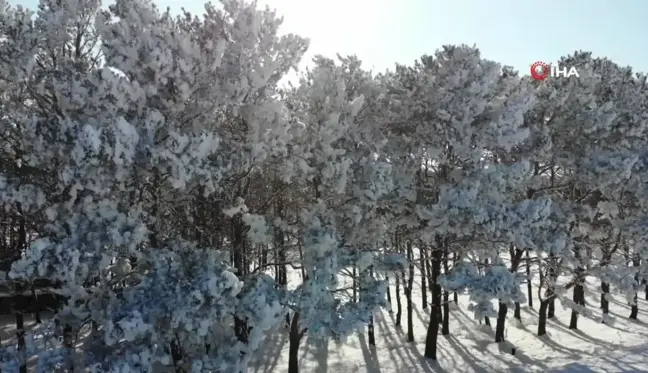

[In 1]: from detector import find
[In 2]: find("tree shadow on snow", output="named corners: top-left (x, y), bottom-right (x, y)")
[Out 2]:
top-left (252, 331), bottom-right (288, 373)
top-left (375, 313), bottom-right (444, 373)
top-left (412, 302), bottom-right (430, 327)
top-left (521, 306), bottom-right (538, 315)
top-left (452, 307), bottom-right (550, 372)
top-left (358, 332), bottom-right (382, 373)
top-left (547, 362), bottom-right (598, 373)
top-left (453, 306), bottom-right (496, 338)
top-left (496, 340), bottom-right (548, 372)
top-left (548, 318), bottom-right (627, 351)
top-left (299, 337), bottom-right (311, 366)
top-left (609, 310), bottom-right (648, 329)
top-left (443, 335), bottom-right (491, 373)
top-left (609, 298), bottom-right (648, 317)
top-left (386, 309), bottom-right (416, 343)
top-left (597, 317), bottom-right (648, 339)
top-left (518, 328), bottom-right (582, 361)
top-left (308, 338), bottom-right (329, 373)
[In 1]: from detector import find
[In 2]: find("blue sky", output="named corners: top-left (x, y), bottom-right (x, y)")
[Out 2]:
top-left (15, 0), bottom-right (648, 76)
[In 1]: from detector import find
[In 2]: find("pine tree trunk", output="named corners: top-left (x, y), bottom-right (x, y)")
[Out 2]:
top-left (368, 267), bottom-right (376, 346)
top-left (16, 311), bottom-right (26, 373)
top-left (426, 253), bottom-right (434, 300)
top-left (569, 283), bottom-right (585, 329)
top-left (538, 267), bottom-right (549, 336)
top-left (547, 260), bottom-right (556, 319)
top-left (601, 282), bottom-right (610, 317)
top-left (288, 312), bottom-right (304, 373)
top-left (453, 252), bottom-right (459, 305)
top-left (495, 302), bottom-right (507, 342)
top-left (442, 290), bottom-right (450, 335)
top-left (420, 249), bottom-right (428, 309)
top-left (526, 250), bottom-right (533, 309)
top-left (63, 324), bottom-right (74, 372)
top-left (352, 266), bottom-right (357, 302)
top-left (483, 257), bottom-right (491, 327)
top-left (368, 314), bottom-right (375, 346)
top-left (569, 246), bottom-right (586, 330)
top-left (441, 247), bottom-right (450, 335)
top-left (15, 206), bottom-right (27, 373)
top-left (395, 274), bottom-right (402, 326)
top-left (386, 275), bottom-right (393, 313)
top-left (274, 217), bottom-right (289, 327)
top-left (406, 241), bottom-right (415, 342)
top-left (506, 249), bottom-right (524, 327)
top-left (548, 296), bottom-right (556, 319)
top-left (538, 299), bottom-right (549, 336)
top-left (31, 287), bottom-right (42, 324)
top-left (630, 293), bottom-right (639, 319)
top-left (424, 243), bottom-right (442, 360)
top-left (232, 214), bottom-right (250, 342)
top-left (630, 256), bottom-right (640, 320)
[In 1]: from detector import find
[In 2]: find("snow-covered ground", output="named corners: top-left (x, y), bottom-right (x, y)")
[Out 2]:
top-left (250, 269), bottom-right (648, 373)
top-left (2, 268), bottom-right (647, 372)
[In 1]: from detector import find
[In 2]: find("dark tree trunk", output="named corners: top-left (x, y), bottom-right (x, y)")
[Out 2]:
top-left (630, 256), bottom-right (640, 320)
top-left (386, 275), bottom-right (393, 313)
top-left (288, 312), bottom-right (304, 373)
top-left (426, 252), bottom-right (434, 300)
top-left (548, 298), bottom-right (555, 319)
top-left (538, 300), bottom-right (549, 336)
top-left (547, 259), bottom-right (557, 319)
top-left (526, 250), bottom-right (533, 309)
top-left (569, 245), bottom-right (586, 330)
top-left (630, 293), bottom-right (639, 319)
top-left (442, 290), bottom-right (450, 335)
top-left (601, 282), bottom-right (610, 316)
top-left (453, 252), bottom-right (459, 304)
top-left (15, 205), bottom-right (27, 373)
top-left (441, 247), bottom-right (450, 335)
top-left (420, 249), bottom-right (428, 309)
top-left (366, 266), bottom-right (376, 346)
top-left (495, 302), bottom-right (507, 342)
top-left (368, 314), bottom-right (375, 346)
top-left (16, 311), bottom-right (26, 373)
top-left (232, 214), bottom-right (249, 342)
top-left (483, 257), bottom-right (491, 327)
top-left (568, 282), bottom-right (585, 329)
top-left (538, 266), bottom-right (549, 336)
top-left (395, 274), bottom-right (402, 326)
top-left (406, 241), bottom-right (415, 342)
top-left (274, 201), bottom-right (290, 328)
top-left (63, 323), bottom-right (74, 371)
top-left (31, 287), bottom-right (41, 324)
top-left (424, 241), bottom-right (442, 360)
top-left (500, 248), bottom-right (523, 334)
top-left (352, 266), bottom-right (357, 302)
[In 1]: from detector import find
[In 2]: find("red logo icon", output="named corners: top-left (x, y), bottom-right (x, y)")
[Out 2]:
top-left (530, 61), bottom-right (550, 81)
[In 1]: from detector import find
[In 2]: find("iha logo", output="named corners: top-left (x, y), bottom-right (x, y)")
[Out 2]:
top-left (530, 61), bottom-right (580, 81)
